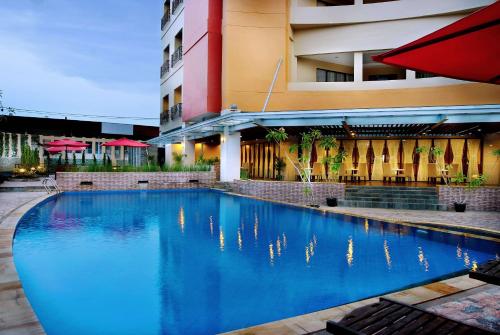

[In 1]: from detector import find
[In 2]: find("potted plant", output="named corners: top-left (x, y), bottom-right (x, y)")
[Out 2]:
top-left (451, 173), bottom-right (487, 212)
top-left (321, 150), bottom-right (347, 207)
top-left (318, 135), bottom-right (346, 207)
top-left (274, 156), bottom-right (286, 181)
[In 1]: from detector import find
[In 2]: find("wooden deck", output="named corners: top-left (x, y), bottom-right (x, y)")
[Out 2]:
top-left (470, 259), bottom-right (500, 286)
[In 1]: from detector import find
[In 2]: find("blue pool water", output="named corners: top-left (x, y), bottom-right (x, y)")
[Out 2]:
top-left (14, 189), bottom-right (499, 335)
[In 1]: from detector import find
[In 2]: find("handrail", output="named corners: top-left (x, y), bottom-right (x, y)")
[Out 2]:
top-left (42, 177), bottom-right (61, 194)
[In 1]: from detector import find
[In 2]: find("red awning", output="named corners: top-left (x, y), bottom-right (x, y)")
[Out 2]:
top-left (102, 138), bottom-right (150, 148)
top-left (372, 2), bottom-right (500, 84)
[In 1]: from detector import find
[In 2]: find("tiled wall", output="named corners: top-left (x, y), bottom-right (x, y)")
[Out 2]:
top-left (438, 186), bottom-right (500, 211)
top-left (232, 180), bottom-right (345, 205)
top-left (57, 172), bottom-right (216, 191)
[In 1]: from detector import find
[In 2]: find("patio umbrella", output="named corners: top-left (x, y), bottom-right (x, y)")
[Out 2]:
top-left (101, 138), bottom-right (150, 148)
top-left (45, 139), bottom-right (90, 148)
top-left (46, 146), bottom-right (86, 154)
top-left (372, 1), bottom-right (500, 84)
top-left (102, 138), bottom-right (150, 166)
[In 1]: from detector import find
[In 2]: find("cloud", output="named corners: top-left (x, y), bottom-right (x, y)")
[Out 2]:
top-left (0, 40), bottom-right (159, 126)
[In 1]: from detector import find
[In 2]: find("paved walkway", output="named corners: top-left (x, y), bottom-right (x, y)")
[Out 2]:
top-left (0, 192), bottom-right (48, 335)
top-left (323, 206), bottom-right (500, 236)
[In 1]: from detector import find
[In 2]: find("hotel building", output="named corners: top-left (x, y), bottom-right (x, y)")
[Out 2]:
top-left (155, 0), bottom-right (500, 185)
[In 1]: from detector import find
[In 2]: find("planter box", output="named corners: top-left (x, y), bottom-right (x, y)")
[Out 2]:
top-left (56, 171), bottom-right (216, 191)
top-left (232, 180), bottom-right (345, 206)
top-left (438, 185), bottom-right (500, 212)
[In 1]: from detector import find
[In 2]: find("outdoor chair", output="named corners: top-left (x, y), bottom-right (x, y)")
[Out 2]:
top-left (382, 163), bottom-right (396, 182)
top-left (325, 297), bottom-right (496, 335)
top-left (356, 163), bottom-right (368, 182)
top-left (444, 163), bottom-right (459, 182)
top-left (338, 163), bottom-right (349, 182)
top-left (399, 163), bottom-right (413, 182)
top-left (312, 162), bottom-right (324, 181)
top-left (427, 163), bottom-right (440, 184)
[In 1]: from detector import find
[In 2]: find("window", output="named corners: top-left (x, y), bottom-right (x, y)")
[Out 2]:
top-left (316, 68), bottom-right (354, 82)
top-left (367, 74), bottom-right (398, 81)
top-left (416, 71), bottom-right (437, 79)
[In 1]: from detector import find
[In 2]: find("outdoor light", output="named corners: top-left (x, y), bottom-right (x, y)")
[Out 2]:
top-left (19, 168), bottom-right (26, 173)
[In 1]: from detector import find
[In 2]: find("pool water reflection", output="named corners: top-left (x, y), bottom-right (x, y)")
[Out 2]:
top-left (13, 190), bottom-right (499, 335)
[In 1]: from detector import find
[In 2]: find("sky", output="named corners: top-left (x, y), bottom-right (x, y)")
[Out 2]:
top-left (0, 0), bottom-right (162, 126)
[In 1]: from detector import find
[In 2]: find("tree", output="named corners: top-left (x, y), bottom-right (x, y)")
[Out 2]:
top-left (266, 128), bottom-right (323, 205)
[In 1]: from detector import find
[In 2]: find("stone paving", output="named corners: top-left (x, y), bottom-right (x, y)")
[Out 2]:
top-left (324, 206), bottom-right (500, 236)
top-left (0, 192), bottom-right (48, 335)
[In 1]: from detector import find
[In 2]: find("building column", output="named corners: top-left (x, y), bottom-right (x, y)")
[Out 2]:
top-left (406, 69), bottom-right (416, 80)
top-left (165, 144), bottom-right (173, 165)
top-left (182, 137), bottom-right (195, 165)
top-left (220, 128), bottom-right (240, 182)
top-left (354, 52), bottom-right (363, 83)
top-left (354, 0), bottom-right (363, 5)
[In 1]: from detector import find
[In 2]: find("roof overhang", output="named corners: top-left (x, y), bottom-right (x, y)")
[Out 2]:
top-left (148, 105), bottom-right (500, 145)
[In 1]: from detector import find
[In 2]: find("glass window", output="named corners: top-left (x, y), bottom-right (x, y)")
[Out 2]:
top-left (316, 69), bottom-right (327, 82)
top-left (317, 68), bottom-right (353, 82)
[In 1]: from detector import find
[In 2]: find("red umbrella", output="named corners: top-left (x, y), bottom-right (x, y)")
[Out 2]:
top-left (45, 139), bottom-right (90, 147)
top-left (372, 2), bottom-right (500, 84)
top-left (102, 138), bottom-right (149, 148)
top-left (46, 146), bottom-right (86, 154)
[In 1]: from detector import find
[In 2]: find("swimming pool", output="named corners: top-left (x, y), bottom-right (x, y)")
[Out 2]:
top-left (14, 189), bottom-right (499, 335)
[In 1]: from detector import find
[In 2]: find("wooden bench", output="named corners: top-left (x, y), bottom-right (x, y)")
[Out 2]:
top-left (325, 297), bottom-right (495, 335)
top-left (469, 259), bottom-right (500, 286)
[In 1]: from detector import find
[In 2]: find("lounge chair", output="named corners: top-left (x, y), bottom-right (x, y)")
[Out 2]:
top-left (427, 163), bottom-right (440, 184)
top-left (325, 297), bottom-right (496, 335)
top-left (312, 162), bottom-right (325, 181)
top-left (469, 259), bottom-right (500, 285)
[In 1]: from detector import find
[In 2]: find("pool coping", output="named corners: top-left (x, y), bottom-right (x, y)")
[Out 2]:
top-left (1, 189), bottom-right (497, 335)
top-left (0, 192), bottom-right (53, 335)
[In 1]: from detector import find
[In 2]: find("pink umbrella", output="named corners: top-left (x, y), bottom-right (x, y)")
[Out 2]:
top-left (45, 139), bottom-right (90, 147)
top-left (46, 146), bottom-right (86, 154)
top-left (101, 138), bottom-right (149, 148)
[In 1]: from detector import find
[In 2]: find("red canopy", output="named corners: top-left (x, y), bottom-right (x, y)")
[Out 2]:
top-left (46, 146), bottom-right (86, 154)
top-left (102, 138), bottom-right (150, 148)
top-left (44, 139), bottom-right (90, 147)
top-left (372, 2), bottom-right (500, 84)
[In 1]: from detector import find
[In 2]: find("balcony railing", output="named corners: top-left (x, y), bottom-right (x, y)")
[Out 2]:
top-left (171, 46), bottom-right (183, 67)
top-left (160, 111), bottom-right (170, 125)
top-left (170, 103), bottom-right (182, 120)
top-left (160, 59), bottom-right (170, 78)
top-left (172, 0), bottom-right (183, 14)
top-left (161, 12), bottom-right (171, 30)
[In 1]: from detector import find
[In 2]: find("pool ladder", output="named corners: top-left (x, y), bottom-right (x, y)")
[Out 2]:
top-left (42, 177), bottom-right (61, 194)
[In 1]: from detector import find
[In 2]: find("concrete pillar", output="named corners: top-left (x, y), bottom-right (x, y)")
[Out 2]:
top-left (165, 144), bottom-right (173, 165)
top-left (220, 128), bottom-right (240, 182)
top-left (406, 69), bottom-right (416, 80)
top-left (354, 0), bottom-right (363, 5)
top-left (182, 137), bottom-right (195, 165)
top-left (354, 52), bottom-right (363, 83)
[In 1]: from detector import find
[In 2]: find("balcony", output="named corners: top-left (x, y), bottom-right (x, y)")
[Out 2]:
top-left (160, 60), bottom-right (170, 78)
top-left (171, 46), bottom-right (183, 67)
top-left (170, 103), bottom-right (182, 120)
top-left (161, 12), bottom-right (171, 30)
top-left (160, 111), bottom-right (170, 125)
top-left (172, 0), bottom-right (183, 14)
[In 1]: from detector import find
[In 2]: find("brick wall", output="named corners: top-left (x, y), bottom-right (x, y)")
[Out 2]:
top-left (438, 186), bottom-right (500, 211)
top-left (57, 171), bottom-right (216, 191)
top-left (232, 180), bottom-right (345, 205)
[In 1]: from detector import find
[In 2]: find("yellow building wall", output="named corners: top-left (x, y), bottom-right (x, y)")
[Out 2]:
top-left (483, 133), bottom-right (500, 185)
top-left (221, 0), bottom-right (500, 112)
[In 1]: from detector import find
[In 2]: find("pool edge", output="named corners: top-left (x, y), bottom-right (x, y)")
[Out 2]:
top-left (0, 192), bottom-right (54, 335)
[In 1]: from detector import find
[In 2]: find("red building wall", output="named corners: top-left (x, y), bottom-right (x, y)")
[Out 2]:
top-left (183, 0), bottom-right (222, 122)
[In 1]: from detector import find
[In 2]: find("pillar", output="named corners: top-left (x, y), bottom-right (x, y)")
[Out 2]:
top-left (182, 137), bottom-right (195, 165)
top-left (165, 144), bottom-right (173, 165)
top-left (354, 0), bottom-right (363, 5)
top-left (406, 69), bottom-right (416, 80)
top-left (354, 52), bottom-right (363, 83)
top-left (220, 128), bottom-right (240, 182)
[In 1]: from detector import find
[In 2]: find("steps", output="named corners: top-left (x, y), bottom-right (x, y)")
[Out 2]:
top-left (339, 185), bottom-right (445, 210)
